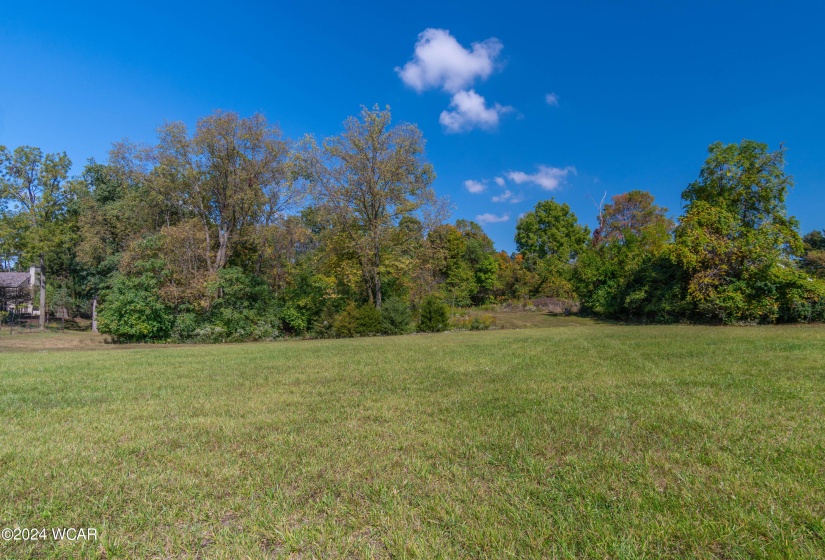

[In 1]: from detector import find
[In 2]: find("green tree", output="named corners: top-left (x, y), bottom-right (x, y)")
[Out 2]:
top-left (149, 110), bottom-right (298, 273)
top-left (97, 260), bottom-right (174, 342)
top-left (673, 140), bottom-right (812, 323)
top-left (305, 105), bottom-right (439, 307)
top-left (682, 140), bottom-right (797, 234)
top-left (596, 190), bottom-right (673, 251)
top-left (574, 190), bottom-right (683, 321)
top-left (0, 145), bottom-right (75, 267)
top-left (515, 199), bottom-right (589, 296)
top-left (417, 294), bottom-right (449, 333)
top-left (801, 230), bottom-right (825, 278)
top-left (380, 297), bottom-right (412, 334)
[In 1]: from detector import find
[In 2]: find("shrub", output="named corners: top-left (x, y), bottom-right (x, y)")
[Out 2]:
top-left (311, 304), bottom-right (338, 339)
top-left (380, 298), bottom-right (412, 335)
top-left (279, 304), bottom-right (309, 335)
top-left (333, 302), bottom-right (359, 338)
top-left (452, 314), bottom-right (495, 331)
top-left (203, 268), bottom-right (281, 340)
top-left (171, 311), bottom-right (201, 342)
top-left (418, 295), bottom-right (449, 333)
top-left (98, 270), bottom-right (174, 342)
top-left (355, 304), bottom-right (383, 336)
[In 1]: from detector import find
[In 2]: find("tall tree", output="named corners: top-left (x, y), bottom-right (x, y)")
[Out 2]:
top-left (0, 145), bottom-right (73, 263)
top-left (598, 190), bottom-right (673, 252)
top-left (515, 199), bottom-right (589, 296)
top-left (305, 105), bottom-right (438, 307)
top-left (673, 140), bottom-right (810, 323)
top-left (149, 110), bottom-right (298, 273)
top-left (516, 199), bottom-right (590, 266)
top-left (681, 140), bottom-right (799, 239)
top-left (573, 190), bottom-right (684, 321)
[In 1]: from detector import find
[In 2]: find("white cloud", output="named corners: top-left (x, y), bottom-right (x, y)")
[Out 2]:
top-left (395, 29), bottom-right (503, 94)
top-left (440, 90), bottom-right (513, 133)
top-left (491, 190), bottom-right (525, 204)
top-left (494, 176), bottom-right (505, 187)
top-left (545, 92), bottom-right (559, 106)
top-left (506, 165), bottom-right (576, 191)
top-left (464, 179), bottom-right (486, 194)
top-left (491, 190), bottom-right (512, 203)
top-left (476, 213), bottom-right (510, 224)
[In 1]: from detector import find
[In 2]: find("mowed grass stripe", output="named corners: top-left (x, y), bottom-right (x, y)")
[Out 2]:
top-left (0, 324), bottom-right (824, 558)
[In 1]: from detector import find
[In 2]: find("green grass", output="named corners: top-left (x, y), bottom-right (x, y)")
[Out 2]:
top-left (1, 321), bottom-right (824, 558)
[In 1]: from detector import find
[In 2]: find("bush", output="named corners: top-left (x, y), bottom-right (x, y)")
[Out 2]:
top-left (98, 271), bottom-right (174, 342)
top-left (380, 298), bottom-right (412, 335)
top-left (333, 302), bottom-right (359, 338)
top-left (331, 301), bottom-right (404, 338)
top-left (355, 304), bottom-right (383, 336)
top-left (418, 295), bottom-right (449, 333)
top-left (311, 304), bottom-right (338, 339)
top-left (171, 311), bottom-right (201, 342)
top-left (279, 304), bottom-right (309, 335)
top-left (452, 314), bottom-right (495, 331)
top-left (203, 268), bottom-right (281, 340)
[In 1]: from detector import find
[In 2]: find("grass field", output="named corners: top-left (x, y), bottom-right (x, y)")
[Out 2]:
top-left (1, 318), bottom-right (824, 558)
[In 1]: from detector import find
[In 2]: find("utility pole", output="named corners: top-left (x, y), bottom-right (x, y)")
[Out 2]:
top-left (38, 254), bottom-right (46, 330)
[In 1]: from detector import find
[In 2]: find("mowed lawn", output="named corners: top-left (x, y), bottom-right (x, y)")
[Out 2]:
top-left (1, 322), bottom-right (824, 559)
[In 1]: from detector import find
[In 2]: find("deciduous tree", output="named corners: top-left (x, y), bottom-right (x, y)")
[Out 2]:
top-left (305, 105), bottom-right (439, 307)
top-left (515, 199), bottom-right (589, 296)
top-left (150, 110), bottom-right (299, 273)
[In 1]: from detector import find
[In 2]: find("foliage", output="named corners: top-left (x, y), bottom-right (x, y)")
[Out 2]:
top-left (801, 230), bottom-right (825, 278)
top-left (149, 111), bottom-right (297, 273)
top-left (332, 302), bottom-right (359, 338)
top-left (97, 261), bottom-right (174, 342)
top-left (278, 304), bottom-right (308, 336)
top-left (574, 141), bottom-right (822, 325)
top-left (304, 105), bottom-right (440, 307)
top-left (515, 199), bottom-right (589, 297)
top-left (575, 246), bottom-right (688, 322)
top-left (380, 297), bottom-right (413, 335)
top-left (354, 304), bottom-right (383, 336)
top-left (311, 303), bottom-right (339, 339)
top-left (200, 267), bottom-right (281, 341)
top-left (451, 313), bottom-right (495, 330)
top-left (682, 140), bottom-right (798, 234)
top-left (4, 124), bottom-right (824, 341)
top-left (427, 221), bottom-right (499, 306)
top-left (417, 294), bottom-right (449, 332)
top-left (575, 190), bottom-right (684, 322)
top-left (671, 140), bottom-right (805, 323)
top-left (595, 189), bottom-right (673, 251)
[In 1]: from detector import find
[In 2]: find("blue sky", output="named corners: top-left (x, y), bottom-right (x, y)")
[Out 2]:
top-left (1, 1), bottom-right (823, 252)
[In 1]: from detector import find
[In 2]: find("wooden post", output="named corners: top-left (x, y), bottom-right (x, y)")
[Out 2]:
top-left (39, 254), bottom-right (46, 330)
top-left (92, 295), bottom-right (98, 333)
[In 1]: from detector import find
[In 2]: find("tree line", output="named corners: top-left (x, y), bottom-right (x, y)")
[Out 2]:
top-left (1, 106), bottom-right (823, 341)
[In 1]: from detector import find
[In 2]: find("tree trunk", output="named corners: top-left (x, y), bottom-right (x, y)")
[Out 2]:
top-left (91, 296), bottom-right (98, 333)
top-left (215, 229), bottom-right (230, 271)
top-left (38, 254), bottom-right (46, 330)
top-left (373, 243), bottom-right (382, 308)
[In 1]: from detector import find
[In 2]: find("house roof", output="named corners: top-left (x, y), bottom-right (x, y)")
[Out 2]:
top-left (0, 272), bottom-right (30, 289)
